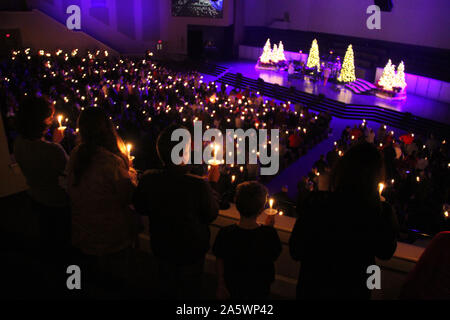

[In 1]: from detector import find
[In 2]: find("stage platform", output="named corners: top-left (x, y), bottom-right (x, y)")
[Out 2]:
top-left (215, 60), bottom-right (450, 127)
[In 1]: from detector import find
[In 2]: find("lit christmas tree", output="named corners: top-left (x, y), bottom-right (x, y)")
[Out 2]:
top-left (378, 59), bottom-right (396, 91)
top-left (275, 41), bottom-right (286, 62)
top-left (271, 44), bottom-right (279, 63)
top-left (259, 38), bottom-right (272, 64)
top-left (394, 61), bottom-right (407, 90)
top-left (307, 39), bottom-right (320, 71)
top-left (337, 44), bottom-right (356, 83)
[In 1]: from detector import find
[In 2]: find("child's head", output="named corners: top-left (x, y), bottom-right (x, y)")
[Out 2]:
top-left (235, 181), bottom-right (268, 218)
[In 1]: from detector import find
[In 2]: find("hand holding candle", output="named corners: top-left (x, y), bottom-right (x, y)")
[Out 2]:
top-left (126, 143), bottom-right (135, 162)
top-left (378, 183), bottom-right (386, 202)
top-left (57, 114), bottom-right (66, 130)
top-left (265, 198), bottom-right (277, 216)
top-left (208, 143), bottom-right (222, 165)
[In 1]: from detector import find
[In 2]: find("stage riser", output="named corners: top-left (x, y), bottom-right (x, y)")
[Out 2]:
top-left (217, 73), bottom-right (450, 138)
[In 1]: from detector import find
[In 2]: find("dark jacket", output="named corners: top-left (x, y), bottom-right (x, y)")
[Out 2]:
top-left (289, 191), bottom-right (398, 299)
top-left (133, 169), bottom-right (219, 265)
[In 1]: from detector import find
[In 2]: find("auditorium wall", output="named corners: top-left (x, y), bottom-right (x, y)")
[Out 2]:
top-left (27, 0), bottom-right (162, 54)
top-left (27, 0), bottom-right (234, 55)
top-left (0, 10), bottom-right (117, 54)
top-left (244, 0), bottom-right (450, 50)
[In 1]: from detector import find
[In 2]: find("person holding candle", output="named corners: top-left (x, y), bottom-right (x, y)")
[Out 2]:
top-left (289, 142), bottom-right (399, 299)
top-left (67, 108), bottom-right (139, 292)
top-left (133, 124), bottom-right (220, 299)
top-left (13, 96), bottom-right (70, 294)
top-left (213, 181), bottom-right (282, 299)
top-left (14, 97), bottom-right (70, 241)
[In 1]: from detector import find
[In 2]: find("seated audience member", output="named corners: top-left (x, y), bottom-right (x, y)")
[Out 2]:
top-left (289, 143), bottom-right (399, 299)
top-left (400, 231), bottom-right (450, 299)
top-left (133, 125), bottom-right (219, 299)
top-left (67, 108), bottom-right (138, 287)
top-left (213, 181), bottom-right (282, 299)
top-left (14, 96), bottom-right (70, 260)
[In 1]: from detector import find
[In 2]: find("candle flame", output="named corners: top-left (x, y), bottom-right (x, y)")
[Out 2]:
top-left (269, 198), bottom-right (274, 210)
top-left (378, 183), bottom-right (385, 196)
top-left (126, 143), bottom-right (133, 156)
top-left (57, 115), bottom-right (63, 127)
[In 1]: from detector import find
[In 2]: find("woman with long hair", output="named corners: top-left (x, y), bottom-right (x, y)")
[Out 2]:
top-left (289, 142), bottom-right (399, 299)
top-left (14, 96), bottom-right (70, 257)
top-left (67, 108), bottom-right (138, 263)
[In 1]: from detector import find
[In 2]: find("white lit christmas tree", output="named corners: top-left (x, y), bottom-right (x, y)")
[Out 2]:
top-left (394, 61), bottom-right (407, 90)
top-left (307, 39), bottom-right (320, 71)
top-left (378, 59), bottom-right (396, 91)
top-left (271, 44), bottom-right (279, 63)
top-left (337, 44), bottom-right (356, 83)
top-left (259, 39), bottom-right (272, 64)
top-left (275, 41), bottom-right (286, 62)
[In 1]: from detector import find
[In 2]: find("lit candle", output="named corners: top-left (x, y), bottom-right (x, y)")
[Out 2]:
top-left (279, 211), bottom-right (284, 216)
top-left (265, 198), bottom-right (277, 216)
top-left (445, 211), bottom-right (449, 219)
top-left (231, 175), bottom-right (236, 183)
top-left (208, 143), bottom-right (221, 165)
top-left (213, 144), bottom-right (219, 162)
top-left (378, 183), bottom-right (385, 197)
top-left (57, 115), bottom-right (66, 131)
top-left (126, 143), bottom-right (134, 161)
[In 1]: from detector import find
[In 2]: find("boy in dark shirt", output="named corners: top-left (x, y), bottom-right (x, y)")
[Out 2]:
top-left (213, 181), bottom-right (282, 299)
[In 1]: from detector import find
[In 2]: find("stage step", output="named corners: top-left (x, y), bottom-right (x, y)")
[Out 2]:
top-left (345, 79), bottom-right (376, 94)
top-left (194, 63), bottom-right (228, 77)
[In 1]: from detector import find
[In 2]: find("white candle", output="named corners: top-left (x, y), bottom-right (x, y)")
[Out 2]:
top-left (126, 143), bottom-right (133, 160)
top-left (378, 183), bottom-right (385, 197)
top-left (265, 198), bottom-right (277, 216)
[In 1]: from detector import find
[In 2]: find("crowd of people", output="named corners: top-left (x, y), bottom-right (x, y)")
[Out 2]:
top-left (1, 48), bottom-right (449, 299)
top-left (1, 48), bottom-right (331, 203)
top-left (297, 122), bottom-right (450, 236)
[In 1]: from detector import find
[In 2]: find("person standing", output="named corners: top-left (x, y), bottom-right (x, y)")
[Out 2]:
top-left (323, 65), bottom-right (331, 86)
top-left (133, 125), bottom-right (219, 299)
top-left (213, 181), bottom-right (281, 299)
top-left (289, 143), bottom-right (398, 299)
top-left (14, 96), bottom-right (70, 296)
top-left (14, 96), bottom-right (70, 260)
top-left (67, 108), bottom-right (139, 293)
